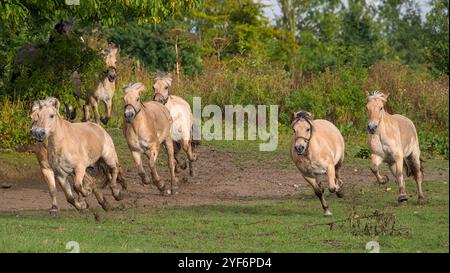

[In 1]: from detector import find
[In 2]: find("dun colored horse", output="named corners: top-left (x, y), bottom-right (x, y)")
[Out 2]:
top-left (366, 91), bottom-right (424, 205)
top-left (30, 98), bottom-right (125, 211)
top-left (152, 71), bottom-right (198, 176)
top-left (290, 112), bottom-right (345, 216)
top-left (123, 83), bottom-right (179, 195)
top-left (69, 42), bottom-right (119, 124)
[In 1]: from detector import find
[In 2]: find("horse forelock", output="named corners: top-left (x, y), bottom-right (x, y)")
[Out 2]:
top-left (124, 82), bottom-right (145, 93)
top-left (368, 91), bottom-right (387, 101)
top-left (291, 112), bottom-right (314, 128)
top-left (154, 71), bottom-right (172, 86)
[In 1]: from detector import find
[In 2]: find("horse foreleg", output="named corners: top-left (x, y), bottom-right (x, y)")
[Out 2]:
top-left (303, 175), bottom-right (332, 216)
top-left (390, 156), bottom-right (407, 204)
top-left (335, 160), bottom-right (344, 198)
top-left (55, 175), bottom-right (87, 211)
top-left (164, 138), bottom-right (179, 195)
top-left (131, 150), bottom-right (151, 185)
top-left (73, 166), bottom-right (90, 197)
top-left (370, 154), bottom-right (389, 184)
top-left (41, 168), bottom-right (59, 215)
top-left (100, 99), bottom-right (112, 125)
top-left (91, 99), bottom-right (101, 124)
top-left (82, 101), bottom-right (90, 122)
top-left (327, 162), bottom-right (338, 193)
top-left (144, 146), bottom-right (166, 194)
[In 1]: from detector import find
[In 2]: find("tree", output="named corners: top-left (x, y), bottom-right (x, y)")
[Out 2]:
top-left (424, 0), bottom-right (449, 75)
top-left (378, 0), bottom-right (426, 68)
top-left (338, 0), bottom-right (385, 68)
top-left (108, 20), bottom-right (203, 76)
top-left (190, 0), bottom-right (280, 65)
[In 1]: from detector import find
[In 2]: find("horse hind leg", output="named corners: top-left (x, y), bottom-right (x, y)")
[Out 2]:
top-left (92, 186), bottom-right (111, 211)
top-left (182, 139), bottom-right (197, 162)
top-left (163, 138), bottom-right (180, 195)
top-left (101, 158), bottom-right (123, 201)
top-left (174, 141), bottom-right (187, 173)
top-left (408, 152), bottom-right (425, 205)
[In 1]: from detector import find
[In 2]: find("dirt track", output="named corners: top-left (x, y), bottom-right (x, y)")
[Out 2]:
top-left (0, 146), bottom-right (448, 212)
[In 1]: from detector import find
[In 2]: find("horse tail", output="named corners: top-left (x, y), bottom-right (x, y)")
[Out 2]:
top-left (404, 155), bottom-right (424, 178)
top-left (93, 161), bottom-right (127, 190)
top-left (403, 159), bottom-right (413, 177)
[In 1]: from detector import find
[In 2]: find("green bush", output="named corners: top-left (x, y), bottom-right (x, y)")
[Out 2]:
top-left (0, 97), bottom-right (30, 148)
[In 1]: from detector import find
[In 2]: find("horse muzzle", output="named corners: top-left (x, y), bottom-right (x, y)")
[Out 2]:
top-left (295, 144), bottom-right (306, 155)
top-left (367, 121), bottom-right (378, 134)
top-left (106, 71), bottom-right (117, 82)
top-left (30, 128), bottom-right (46, 142)
top-left (124, 109), bottom-right (136, 123)
top-left (153, 94), bottom-right (168, 105)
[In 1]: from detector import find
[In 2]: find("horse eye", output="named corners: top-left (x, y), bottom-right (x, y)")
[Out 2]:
top-left (306, 128), bottom-right (310, 132)
top-left (380, 107), bottom-right (383, 110)
top-left (50, 114), bottom-right (54, 118)
top-left (165, 86), bottom-right (169, 90)
top-left (137, 97), bottom-right (140, 101)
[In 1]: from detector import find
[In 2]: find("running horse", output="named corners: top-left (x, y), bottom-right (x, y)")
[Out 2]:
top-left (290, 111), bottom-right (345, 216)
top-left (366, 91), bottom-right (425, 205)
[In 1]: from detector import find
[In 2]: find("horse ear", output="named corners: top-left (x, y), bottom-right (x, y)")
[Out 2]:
top-left (32, 100), bottom-right (41, 112)
top-left (306, 112), bottom-right (314, 120)
top-left (135, 83), bottom-right (146, 94)
top-left (384, 93), bottom-right (389, 100)
top-left (48, 97), bottom-right (60, 111)
top-left (292, 111), bottom-right (299, 119)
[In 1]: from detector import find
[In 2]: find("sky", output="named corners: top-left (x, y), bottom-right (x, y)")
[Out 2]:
top-left (258, 0), bottom-right (433, 23)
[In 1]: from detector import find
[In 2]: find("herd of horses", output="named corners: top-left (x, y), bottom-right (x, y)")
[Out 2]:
top-left (26, 38), bottom-right (425, 218)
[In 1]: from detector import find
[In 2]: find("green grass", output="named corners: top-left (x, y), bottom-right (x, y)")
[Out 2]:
top-left (0, 127), bottom-right (448, 253)
top-left (0, 180), bottom-right (448, 253)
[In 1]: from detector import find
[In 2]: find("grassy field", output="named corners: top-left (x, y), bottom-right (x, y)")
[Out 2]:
top-left (0, 129), bottom-right (448, 253)
top-left (0, 181), bottom-right (448, 252)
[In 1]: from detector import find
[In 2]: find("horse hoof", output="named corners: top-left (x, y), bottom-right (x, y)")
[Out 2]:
top-left (379, 175), bottom-right (389, 185)
top-left (417, 198), bottom-right (426, 205)
top-left (161, 189), bottom-right (171, 196)
top-left (323, 210), bottom-right (333, 217)
top-left (113, 191), bottom-right (124, 201)
top-left (336, 189), bottom-right (344, 198)
top-left (100, 116), bottom-right (109, 125)
top-left (180, 162), bottom-right (187, 170)
top-left (49, 206), bottom-right (59, 216)
top-left (171, 187), bottom-right (180, 195)
top-left (398, 195), bottom-right (408, 205)
top-left (100, 201), bottom-right (111, 211)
